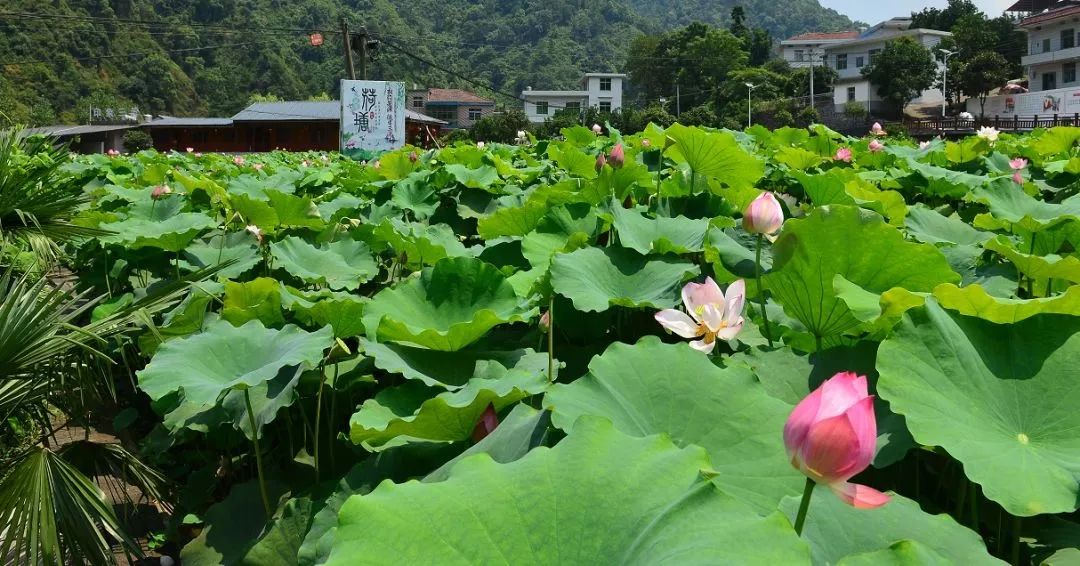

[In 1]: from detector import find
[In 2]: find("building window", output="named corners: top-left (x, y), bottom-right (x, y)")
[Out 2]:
top-left (836, 54), bottom-right (848, 70)
top-left (855, 56), bottom-right (865, 68)
top-left (600, 78), bottom-right (612, 91)
top-left (1063, 29), bottom-right (1075, 50)
top-left (1066, 63), bottom-right (1077, 83)
top-left (535, 101), bottom-right (549, 115)
top-left (847, 87), bottom-right (856, 102)
top-left (1043, 72), bottom-right (1058, 91)
top-left (1043, 38), bottom-right (1052, 53)
top-left (412, 96), bottom-right (424, 108)
top-left (869, 48), bottom-right (881, 63)
top-left (794, 49), bottom-right (805, 62)
top-left (599, 101), bottom-right (612, 113)
top-left (468, 108), bottom-right (482, 121)
top-left (564, 101), bottom-right (581, 112)
top-left (430, 108), bottom-right (456, 123)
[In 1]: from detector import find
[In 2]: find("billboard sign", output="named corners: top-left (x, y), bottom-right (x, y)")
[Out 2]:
top-left (340, 80), bottom-right (405, 160)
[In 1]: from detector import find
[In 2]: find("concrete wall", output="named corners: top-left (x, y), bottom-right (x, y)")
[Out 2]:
top-left (583, 76), bottom-right (624, 112)
top-left (968, 84), bottom-right (1080, 116)
top-left (522, 95), bottom-right (588, 123)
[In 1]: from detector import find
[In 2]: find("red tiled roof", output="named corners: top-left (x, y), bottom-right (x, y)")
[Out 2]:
top-left (424, 89), bottom-right (494, 104)
top-left (785, 31), bottom-right (860, 41)
top-left (1020, 3), bottom-right (1080, 26)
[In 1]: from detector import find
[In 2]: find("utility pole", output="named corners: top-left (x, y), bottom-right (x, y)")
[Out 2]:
top-left (809, 48), bottom-right (815, 109)
top-left (341, 16), bottom-right (356, 80)
top-left (676, 83), bottom-right (681, 117)
top-left (358, 25), bottom-right (369, 80)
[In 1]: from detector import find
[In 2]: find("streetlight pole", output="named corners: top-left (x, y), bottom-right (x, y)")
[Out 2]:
top-left (938, 48), bottom-right (956, 118)
top-left (746, 83), bottom-right (758, 128)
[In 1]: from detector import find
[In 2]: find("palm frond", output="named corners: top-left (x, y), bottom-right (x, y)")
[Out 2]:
top-left (0, 446), bottom-right (142, 566)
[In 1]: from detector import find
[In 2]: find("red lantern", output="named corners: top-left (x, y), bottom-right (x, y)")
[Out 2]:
top-left (310, 33), bottom-right (324, 47)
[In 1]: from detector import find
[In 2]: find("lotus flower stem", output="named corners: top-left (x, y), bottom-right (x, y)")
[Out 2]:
top-left (754, 234), bottom-right (774, 347)
top-left (103, 247), bottom-right (113, 297)
top-left (1026, 234), bottom-right (1037, 297)
top-left (244, 388), bottom-right (272, 516)
top-left (329, 362), bottom-right (338, 472)
top-left (655, 148), bottom-right (663, 203)
top-left (174, 251), bottom-right (181, 280)
top-left (793, 477), bottom-right (815, 536)
top-left (1012, 516), bottom-right (1022, 565)
top-left (969, 481), bottom-right (978, 530)
top-left (547, 296), bottom-right (555, 382)
top-left (314, 365), bottom-right (326, 483)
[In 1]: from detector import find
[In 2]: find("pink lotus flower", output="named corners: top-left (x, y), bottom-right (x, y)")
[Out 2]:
top-left (655, 278), bottom-right (745, 353)
top-left (539, 310), bottom-right (551, 333)
top-left (595, 152), bottom-right (607, 172)
top-left (608, 143), bottom-right (624, 168)
top-left (107, 149), bottom-right (120, 157)
top-left (870, 122), bottom-right (886, 136)
top-left (477, 141), bottom-right (486, 149)
top-left (472, 404), bottom-right (499, 442)
top-left (408, 151), bottom-right (419, 163)
top-left (834, 148), bottom-right (853, 163)
top-left (1010, 157), bottom-right (1028, 185)
top-left (302, 160), bottom-right (311, 167)
top-left (868, 140), bottom-right (884, 153)
top-left (641, 138), bottom-right (652, 148)
top-left (194, 152), bottom-right (203, 158)
top-left (186, 147), bottom-right (194, 153)
top-left (253, 163), bottom-right (264, 171)
top-left (743, 192), bottom-right (785, 236)
top-left (919, 141), bottom-right (931, 150)
top-left (592, 124), bottom-right (602, 134)
top-left (150, 185), bottom-right (172, 200)
top-left (233, 156), bottom-right (245, 166)
top-left (784, 372), bottom-right (890, 509)
top-left (245, 224), bottom-right (263, 244)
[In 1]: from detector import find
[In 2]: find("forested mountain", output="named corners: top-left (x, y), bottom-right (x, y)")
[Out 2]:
top-left (0, 0), bottom-right (854, 125)
top-left (625, 0), bottom-right (858, 40)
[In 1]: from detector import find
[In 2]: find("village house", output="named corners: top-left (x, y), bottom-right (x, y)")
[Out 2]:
top-left (406, 88), bottom-right (495, 130)
top-left (521, 73), bottom-right (627, 123)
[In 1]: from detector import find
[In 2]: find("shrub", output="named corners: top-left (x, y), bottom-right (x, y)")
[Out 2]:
top-left (122, 129), bottom-right (153, 152)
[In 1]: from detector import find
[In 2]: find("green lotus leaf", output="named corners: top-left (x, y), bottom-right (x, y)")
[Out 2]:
top-left (548, 143), bottom-right (598, 179)
top-left (792, 171), bottom-right (907, 225)
top-left (317, 193), bottom-right (366, 220)
top-left (551, 246), bottom-right (699, 312)
top-left (984, 236), bottom-right (1080, 285)
top-left (100, 212), bottom-right (217, 251)
top-left (765, 206), bottom-right (958, 340)
top-left (372, 218), bottom-right (470, 268)
top-left (280, 286), bottom-right (367, 339)
top-left (360, 338), bottom-right (547, 389)
top-left (934, 283), bottom-right (1080, 322)
top-left (905, 205), bottom-right (993, 246)
top-left (163, 366), bottom-right (302, 441)
top-left (270, 236), bottom-right (378, 291)
top-left (774, 146), bottom-right (825, 170)
top-left (267, 190), bottom-right (325, 229)
top-left (666, 124), bottom-right (765, 189)
top-left (137, 319), bottom-right (332, 407)
top-left (327, 418), bottom-right (809, 565)
top-left (520, 203), bottom-right (599, 269)
top-left (444, 163), bottom-right (499, 190)
top-left (348, 364), bottom-right (548, 449)
top-left (179, 480), bottom-right (290, 566)
top-left (476, 199), bottom-right (548, 239)
top-left (362, 257), bottom-right (536, 351)
top-left (905, 160), bottom-right (988, 198)
top-left (971, 178), bottom-right (1080, 232)
top-left (390, 171), bottom-right (438, 219)
top-left (781, 487), bottom-right (1001, 565)
top-left (611, 205), bottom-right (709, 255)
top-left (1032, 126), bottom-right (1080, 157)
top-left (423, 404), bottom-right (550, 483)
top-left (222, 277), bottom-right (285, 327)
top-left (836, 540), bottom-right (952, 566)
top-left (545, 337), bottom-right (803, 513)
top-left (878, 299), bottom-right (1080, 516)
top-left (182, 232), bottom-right (261, 279)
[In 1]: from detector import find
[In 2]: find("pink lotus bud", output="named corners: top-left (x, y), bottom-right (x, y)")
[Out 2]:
top-left (834, 148), bottom-right (853, 163)
top-left (150, 185), bottom-right (172, 200)
top-left (641, 138), bottom-right (652, 148)
top-left (592, 124), bottom-right (602, 134)
top-left (233, 156), bottom-right (245, 166)
top-left (471, 404), bottom-right (499, 442)
top-left (186, 147), bottom-right (194, 153)
top-left (595, 152), bottom-right (607, 172)
top-left (783, 372), bottom-right (890, 509)
top-left (253, 163), bottom-right (264, 171)
top-left (870, 122), bottom-right (886, 136)
top-left (1013, 171), bottom-right (1024, 185)
top-left (1009, 157), bottom-right (1028, 171)
top-left (608, 143), bottom-right (625, 168)
top-left (302, 160), bottom-right (311, 167)
top-left (245, 224), bottom-right (263, 244)
top-left (107, 149), bottom-right (120, 157)
top-left (743, 192), bottom-right (784, 236)
top-left (868, 140), bottom-right (884, 153)
top-left (409, 151), bottom-right (419, 163)
top-left (194, 152), bottom-right (203, 158)
top-left (539, 310), bottom-right (551, 333)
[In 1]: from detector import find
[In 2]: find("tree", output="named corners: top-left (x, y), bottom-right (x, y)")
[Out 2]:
top-left (861, 36), bottom-right (937, 115)
top-left (910, 0), bottom-right (979, 30)
top-left (959, 52), bottom-right (1010, 117)
top-left (729, 6), bottom-right (749, 38)
top-left (470, 110), bottom-right (530, 143)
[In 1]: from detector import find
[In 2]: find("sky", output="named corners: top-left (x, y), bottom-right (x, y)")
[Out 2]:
top-left (819, 0), bottom-right (1015, 26)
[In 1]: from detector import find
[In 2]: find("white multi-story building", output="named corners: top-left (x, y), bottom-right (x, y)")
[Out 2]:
top-left (817, 18), bottom-right (950, 113)
top-left (521, 73), bottom-right (627, 123)
top-left (780, 31), bottom-right (859, 68)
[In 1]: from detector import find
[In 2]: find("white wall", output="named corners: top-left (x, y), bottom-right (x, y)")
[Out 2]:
top-left (583, 76), bottom-right (624, 112)
top-left (522, 95), bottom-right (588, 123)
top-left (968, 84), bottom-right (1080, 116)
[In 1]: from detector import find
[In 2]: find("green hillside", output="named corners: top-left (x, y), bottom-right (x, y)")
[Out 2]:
top-left (0, 0), bottom-right (854, 124)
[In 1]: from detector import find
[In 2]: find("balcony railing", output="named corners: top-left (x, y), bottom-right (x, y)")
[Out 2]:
top-left (1025, 37), bottom-right (1080, 65)
top-left (901, 113), bottom-right (1080, 134)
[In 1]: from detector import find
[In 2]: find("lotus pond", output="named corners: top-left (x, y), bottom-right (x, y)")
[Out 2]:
top-left (34, 123), bottom-right (1080, 563)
